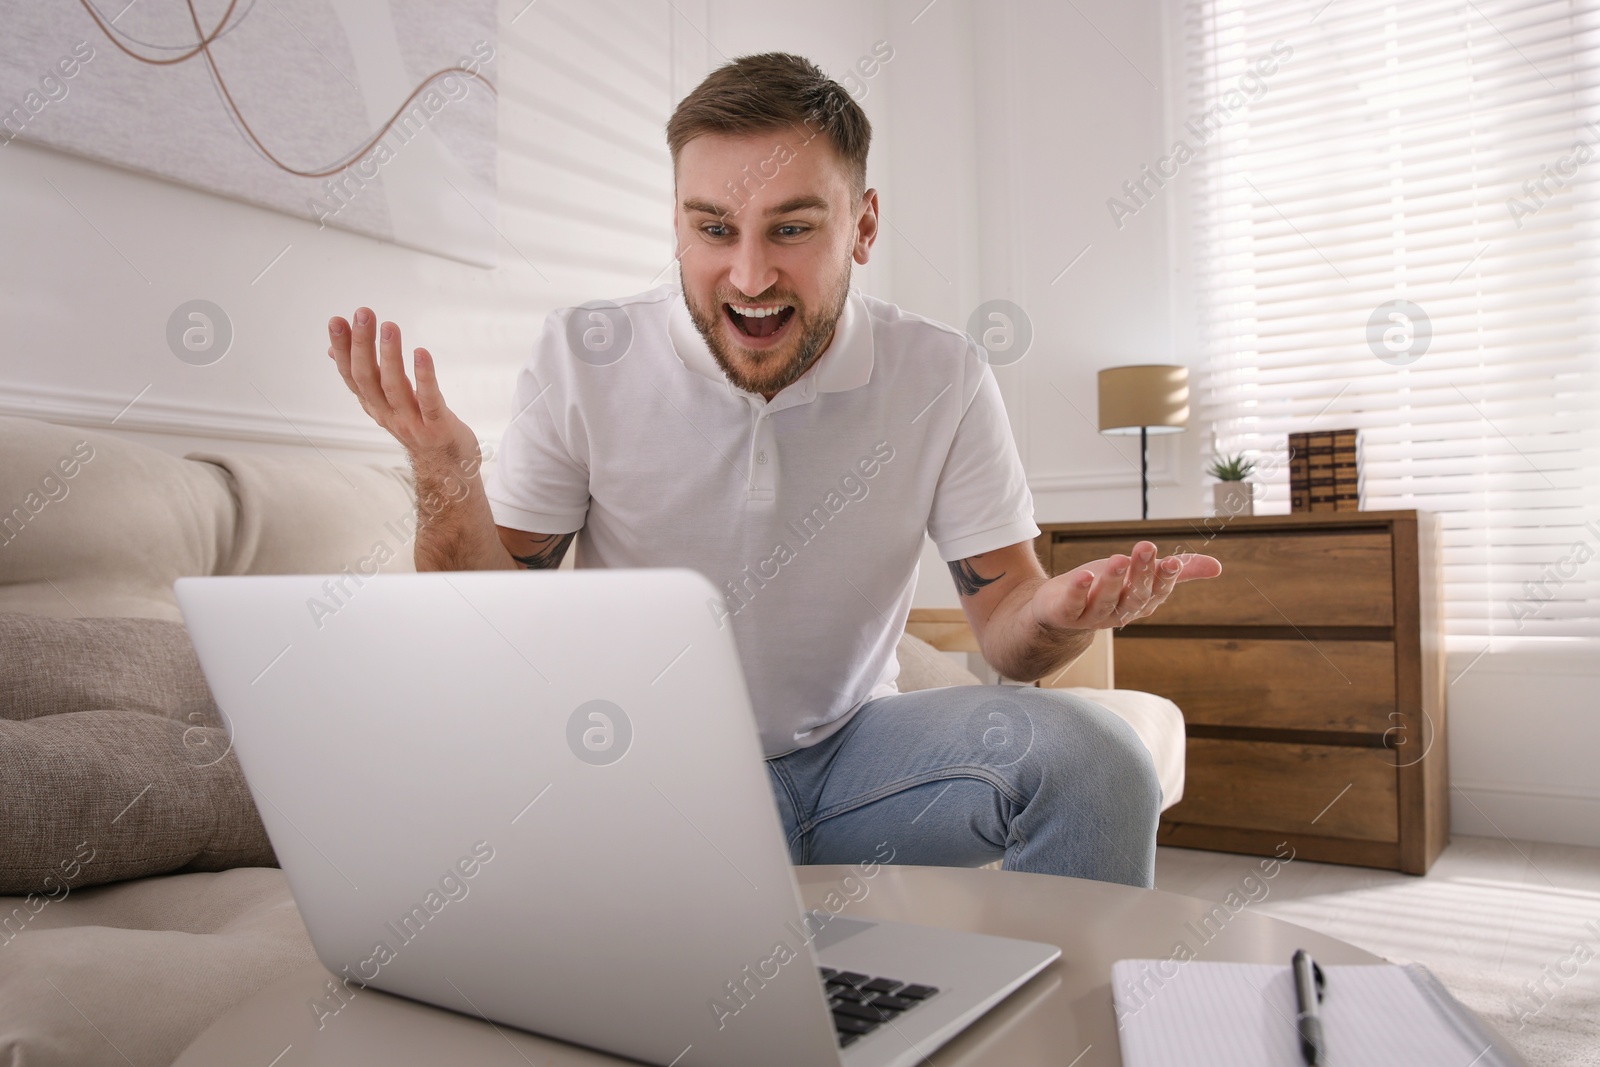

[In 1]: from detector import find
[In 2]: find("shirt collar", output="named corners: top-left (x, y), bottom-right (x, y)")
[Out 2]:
top-left (667, 286), bottom-right (874, 402)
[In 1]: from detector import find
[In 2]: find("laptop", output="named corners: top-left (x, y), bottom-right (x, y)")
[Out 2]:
top-left (174, 568), bottom-right (1060, 1067)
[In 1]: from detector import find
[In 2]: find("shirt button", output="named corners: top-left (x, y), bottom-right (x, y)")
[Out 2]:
top-left (756, 451), bottom-right (768, 464)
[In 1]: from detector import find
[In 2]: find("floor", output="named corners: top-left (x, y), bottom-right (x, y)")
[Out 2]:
top-left (1154, 836), bottom-right (1600, 1067)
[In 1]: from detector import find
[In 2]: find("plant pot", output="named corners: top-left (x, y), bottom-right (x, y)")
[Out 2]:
top-left (1213, 481), bottom-right (1255, 517)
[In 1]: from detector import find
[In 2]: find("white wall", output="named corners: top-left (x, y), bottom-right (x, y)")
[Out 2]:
top-left (1442, 646), bottom-right (1600, 849)
top-left (0, 0), bottom-right (904, 463)
top-left (0, 0), bottom-right (682, 465)
top-left (881, 0), bottom-right (1195, 608)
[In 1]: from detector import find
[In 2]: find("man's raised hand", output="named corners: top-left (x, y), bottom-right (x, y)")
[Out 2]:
top-left (1031, 541), bottom-right (1222, 632)
top-left (327, 308), bottom-right (478, 464)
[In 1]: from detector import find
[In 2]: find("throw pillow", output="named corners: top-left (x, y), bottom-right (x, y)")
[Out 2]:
top-left (0, 614), bottom-right (274, 893)
top-left (0, 614), bottom-right (221, 727)
top-left (0, 711), bottom-right (275, 893)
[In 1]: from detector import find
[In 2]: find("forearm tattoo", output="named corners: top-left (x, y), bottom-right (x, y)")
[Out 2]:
top-left (511, 532), bottom-right (575, 570)
top-left (949, 557), bottom-right (1004, 597)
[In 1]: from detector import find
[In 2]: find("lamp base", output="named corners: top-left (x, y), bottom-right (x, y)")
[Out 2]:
top-left (1140, 426), bottom-right (1150, 520)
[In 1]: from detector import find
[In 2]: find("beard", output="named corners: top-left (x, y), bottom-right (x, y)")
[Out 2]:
top-left (681, 256), bottom-right (853, 397)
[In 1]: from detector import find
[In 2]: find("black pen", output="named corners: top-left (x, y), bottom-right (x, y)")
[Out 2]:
top-left (1292, 948), bottom-right (1326, 1065)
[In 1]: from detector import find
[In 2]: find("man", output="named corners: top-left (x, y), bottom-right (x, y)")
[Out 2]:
top-left (326, 53), bottom-right (1220, 888)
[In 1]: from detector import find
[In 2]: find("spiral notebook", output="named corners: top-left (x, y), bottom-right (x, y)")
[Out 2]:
top-left (1111, 959), bottom-right (1523, 1067)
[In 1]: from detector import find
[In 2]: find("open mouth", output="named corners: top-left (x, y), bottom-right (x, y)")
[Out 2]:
top-left (724, 302), bottom-right (796, 341)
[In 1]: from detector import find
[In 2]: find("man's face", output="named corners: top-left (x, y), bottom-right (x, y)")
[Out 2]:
top-left (674, 129), bottom-right (878, 398)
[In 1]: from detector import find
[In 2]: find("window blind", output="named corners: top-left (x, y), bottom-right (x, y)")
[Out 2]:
top-left (1184, 0), bottom-right (1600, 644)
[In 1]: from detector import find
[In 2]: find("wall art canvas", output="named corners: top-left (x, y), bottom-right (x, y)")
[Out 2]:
top-left (0, 0), bottom-right (499, 266)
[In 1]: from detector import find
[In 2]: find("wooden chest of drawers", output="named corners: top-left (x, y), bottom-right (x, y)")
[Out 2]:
top-left (1036, 511), bottom-right (1447, 873)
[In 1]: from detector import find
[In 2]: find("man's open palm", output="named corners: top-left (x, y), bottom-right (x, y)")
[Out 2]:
top-left (328, 307), bottom-right (478, 463)
top-left (1031, 541), bottom-right (1223, 631)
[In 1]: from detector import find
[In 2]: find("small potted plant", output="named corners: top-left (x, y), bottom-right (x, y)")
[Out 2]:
top-left (1207, 453), bottom-right (1257, 516)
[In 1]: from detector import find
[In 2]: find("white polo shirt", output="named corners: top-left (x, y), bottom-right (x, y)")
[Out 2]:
top-left (484, 283), bottom-right (1039, 757)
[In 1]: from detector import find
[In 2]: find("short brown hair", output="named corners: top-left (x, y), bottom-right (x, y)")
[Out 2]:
top-left (666, 53), bottom-right (872, 195)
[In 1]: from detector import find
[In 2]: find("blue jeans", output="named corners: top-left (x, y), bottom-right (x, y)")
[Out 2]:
top-left (764, 685), bottom-right (1161, 888)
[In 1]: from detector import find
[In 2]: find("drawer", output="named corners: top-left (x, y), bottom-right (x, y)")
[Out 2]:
top-left (1116, 637), bottom-right (1397, 734)
top-left (1050, 531), bottom-right (1394, 627)
top-left (1164, 738), bottom-right (1398, 842)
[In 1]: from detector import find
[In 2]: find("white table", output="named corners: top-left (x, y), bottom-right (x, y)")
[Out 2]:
top-left (174, 863), bottom-right (1521, 1065)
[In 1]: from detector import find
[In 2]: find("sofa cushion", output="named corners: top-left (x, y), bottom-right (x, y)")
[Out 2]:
top-left (895, 632), bottom-right (983, 691)
top-left (0, 416), bottom-right (235, 621)
top-left (184, 449), bottom-right (418, 580)
top-left (0, 415), bottom-right (417, 622)
top-left (0, 867), bottom-right (316, 1067)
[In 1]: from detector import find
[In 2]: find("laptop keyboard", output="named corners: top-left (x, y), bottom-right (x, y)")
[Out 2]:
top-left (820, 967), bottom-right (940, 1047)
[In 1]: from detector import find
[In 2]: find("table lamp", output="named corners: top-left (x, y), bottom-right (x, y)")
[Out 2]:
top-left (1097, 364), bottom-right (1190, 519)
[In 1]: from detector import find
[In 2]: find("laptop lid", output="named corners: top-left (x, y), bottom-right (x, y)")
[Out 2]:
top-left (175, 568), bottom-right (844, 1067)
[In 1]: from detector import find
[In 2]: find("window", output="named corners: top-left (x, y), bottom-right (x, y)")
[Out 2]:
top-left (1185, 0), bottom-right (1600, 645)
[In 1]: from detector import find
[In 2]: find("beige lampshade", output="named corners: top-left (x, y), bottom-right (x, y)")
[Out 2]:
top-left (1097, 364), bottom-right (1190, 436)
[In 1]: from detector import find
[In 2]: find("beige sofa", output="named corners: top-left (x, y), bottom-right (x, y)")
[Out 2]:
top-left (0, 413), bottom-right (1183, 1066)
